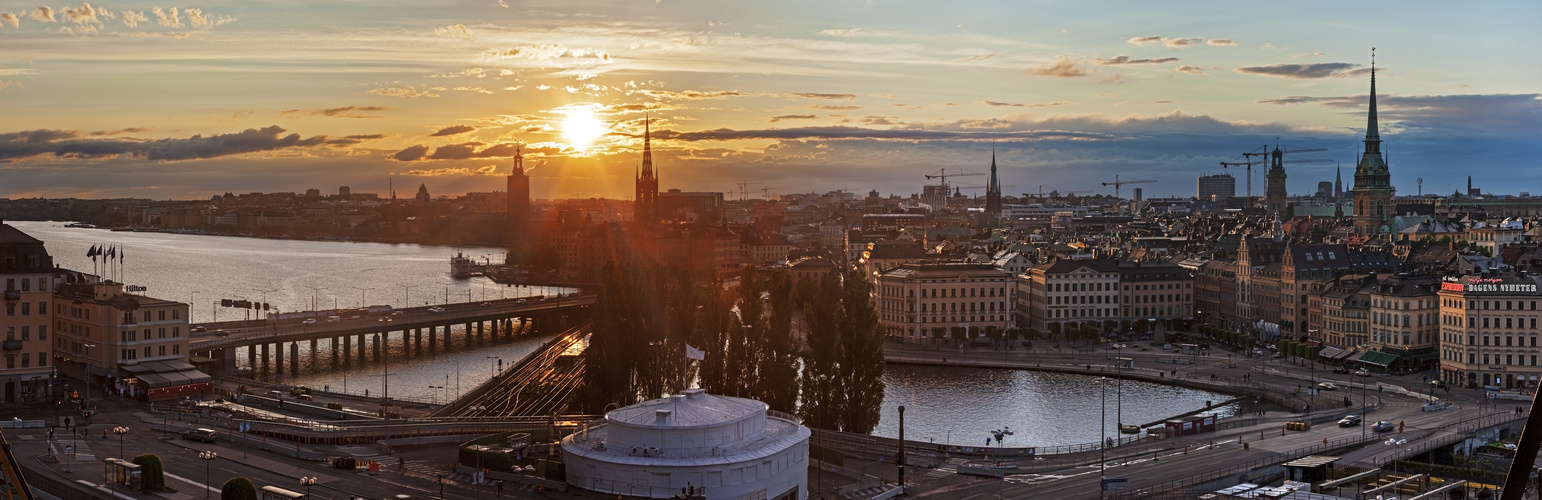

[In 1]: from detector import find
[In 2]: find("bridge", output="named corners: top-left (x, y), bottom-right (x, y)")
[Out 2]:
top-left (433, 324), bottom-right (590, 418)
top-left (189, 294), bottom-right (594, 372)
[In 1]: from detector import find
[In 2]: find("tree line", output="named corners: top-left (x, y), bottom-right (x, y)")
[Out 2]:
top-left (580, 262), bottom-right (886, 433)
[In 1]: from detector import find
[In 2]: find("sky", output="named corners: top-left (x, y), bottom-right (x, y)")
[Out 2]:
top-left (2, 0), bottom-right (1539, 202)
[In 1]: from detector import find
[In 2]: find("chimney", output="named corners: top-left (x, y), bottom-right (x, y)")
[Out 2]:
top-left (655, 409), bottom-right (672, 424)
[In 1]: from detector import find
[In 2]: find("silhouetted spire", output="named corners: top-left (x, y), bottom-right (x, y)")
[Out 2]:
top-left (641, 114), bottom-right (654, 178)
top-left (1364, 48), bottom-right (1381, 150)
top-left (987, 147), bottom-right (1000, 194)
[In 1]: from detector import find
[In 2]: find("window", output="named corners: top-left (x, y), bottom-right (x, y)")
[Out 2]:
top-left (37, 353), bottom-right (45, 366)
top-left (20, 353), bottom-right (28, 367)
top-left (38, 325), bottom-right (45, 340)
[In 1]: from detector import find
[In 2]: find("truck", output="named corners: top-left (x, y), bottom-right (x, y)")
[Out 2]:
top-left (367, 305), bottom-right (394, 316)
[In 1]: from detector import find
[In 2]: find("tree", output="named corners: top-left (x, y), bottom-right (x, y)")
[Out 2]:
top-left (131, 453), bottom-right (164, 490)
top-left (221, 477), bottom-right (258, 500)
top-left (798, 269), bottom-right (886, 434)
top-left (985, 326), bottom-right (1003, 349)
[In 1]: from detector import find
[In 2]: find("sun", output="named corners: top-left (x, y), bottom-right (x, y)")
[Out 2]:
top-left (561, 108), bottom-right (607, 150)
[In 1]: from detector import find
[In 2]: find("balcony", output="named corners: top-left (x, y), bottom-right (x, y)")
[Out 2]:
top-left (2, 340), bottom-right (22, 351)
top-left (3, 290), bottom-right (19, 301)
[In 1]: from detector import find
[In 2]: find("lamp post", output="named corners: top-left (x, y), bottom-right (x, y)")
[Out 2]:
top-left (199, 451), bottom-right (216, 498)
top-left (397, 284), bottom-right (419, 309)
top-left (304, 286), bottom-right (326, 312)
top-left (350, 286), bottom-right (374, 309)
top-left (112, 426), bottom-right (128, 458)
top-left (438, 474), bottom-right (446, 500)
top-left (816, 373), bottom-right (829, 497)
top-left (428, 385), bottom-right (444, 405)
top-left (1360, 370), bottom-right (1369, 440)
top-left (1097, 377), bottom-right (1108, 498)
top-left (486, 356), bottom-right (502, 379)
top-left (300, 476), bottom-right (316, 498)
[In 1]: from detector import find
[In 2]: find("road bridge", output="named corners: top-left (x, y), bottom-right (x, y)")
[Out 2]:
top-left (188, 294), bottom-right (593, 373)
top-left (434, 324), bottom-right (590, 418)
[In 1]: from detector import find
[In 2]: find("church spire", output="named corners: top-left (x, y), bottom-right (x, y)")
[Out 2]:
top-left (987, 146), bottom-right (1000, 194)
top-left (641, 114), bottom-right (654, 178)
top-left (1363, 48), bottom-right (1381, 151)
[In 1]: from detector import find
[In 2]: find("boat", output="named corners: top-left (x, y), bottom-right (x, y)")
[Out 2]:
top-left (450, 251), bottom-right (475, 279)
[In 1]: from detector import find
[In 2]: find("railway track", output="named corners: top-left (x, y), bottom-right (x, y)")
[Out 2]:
top-left (433, 323), bottom-right (590, 418)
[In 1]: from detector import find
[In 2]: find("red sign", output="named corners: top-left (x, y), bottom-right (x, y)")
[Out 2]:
top-left (1441, 283), bottom-right (1464, 292)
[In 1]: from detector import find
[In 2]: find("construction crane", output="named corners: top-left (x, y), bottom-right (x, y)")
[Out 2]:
top-left (1101, 175), bottom-right (1156, 200)
top-left (924, 168), bottom-right (984, 192)
top-left (759, 186), bottom-right (777, 201)
top-left (1027, 185), bottom-right (1093, 198)
top-left (736, 181), bottom-right (760, 201)
top-left (1222, 144), bottom-right (1331, 198)
top-left (0, 427), bottom-right (37, 500)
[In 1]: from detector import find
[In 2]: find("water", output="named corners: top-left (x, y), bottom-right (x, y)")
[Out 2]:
top-left (14, 221), bottom-right (1238, 447)
top-left (12, 221), bottom-right (568, 402)
top-left (871, 365), bottom-right (1239, 448)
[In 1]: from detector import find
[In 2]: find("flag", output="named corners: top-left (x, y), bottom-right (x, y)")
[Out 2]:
top-left (87, 244), bottom-right (98, 258)
top-left (107, 246), bottom-right (115, 259)
top-left (685, 344), bottom-right (705, 361)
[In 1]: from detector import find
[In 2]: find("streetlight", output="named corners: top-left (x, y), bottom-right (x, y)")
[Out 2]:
top-left (350, 286), bottom-right (374, 309)
top-left (438, 474), bottom-right (446, 500)
top-left (428, 385), bottom-right (444, 405)
top-left (816, 373), bottom-right (829, 497)
top-left (1096, 377), bottom-right (1109, 499)
top-left (112, 426), bottom-right (129, 457)
top-left (304, 286), bottom-right (326, 312)
top-left (486, 356), bottom-right (501, 379)
top-left (199, 451), bottom-right (217, 498)
top-left (397, 284), bottom-right (419, 309)
top-left (300, 476), bottom-right (316, 498)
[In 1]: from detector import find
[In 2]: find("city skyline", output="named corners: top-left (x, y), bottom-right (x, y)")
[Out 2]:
top-left (2, 1), bottom-right (1538, 200)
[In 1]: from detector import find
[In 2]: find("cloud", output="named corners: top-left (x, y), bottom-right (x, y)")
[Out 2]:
top-left (769, 114), bottom-right (817, 123)
top-left (1127, 35), bottom-right (1162, 45)
top-left (1234, 62), bottom-right (1363, 79)
top-left (1206, 39), bottom-right (1238, 46)
top-left (1092, 55), bottom-right (1179, 65)
top-left (88, 127), bottom-right (148, 136)
top-left (435, 24), bottom-right (472, 41)
top-left (1127, 36), bottom-right (1211, 48)
top-left (808, 105), bottom-right (862, 110)
top-left (1163, 38), bottom-right (1202, 48)
top-left (1, 13), bottom-right (17, 27)
top-left (152, 6), bottom-right (178, 28)
top-left (280, 106), bottom-right (390, 118)
top-left (0, 80), bottom-right (25, 90)
top-left (1175, 65), bottom-right (1208, 75)
top-left (63, 3), bottom-right (100, 25)
top-left (478, 44), bottom-right (610, 63)
top-left (118, 10), bottom-right (146, 27)
top-left (1256, 92), bottom-right (1542, 139)
top-left (183, 8), bottom-right (234, 28)
top-left (0, 125), bottom-right (359, 162)
top-left (817, 28), bottom-right (860, 37)
top-left (1024, 58), bottom-right (1085, 78)
top-left (1293, 51), bottom-right (1325, 59)
top-left (369, 86), bottom-right (440, 98)
top-left (404, 165), bottom-right (502, 177)
top-left (30, 7), bottom-right (56, 22)
top-left (788, 92), bottom-right (857, 100)
top-left (391, 144), bottom-right (430, 161)
top-left (648, 125), bottom-right (1114, 142)
top-left (983, 100), bottom-right (1071, 108)
top-left (430, 125), bottom-right (477, 136)
top-left (390, 141), bottom-right (528, 161)
top-left (629, 89), bottom-right (757, 100)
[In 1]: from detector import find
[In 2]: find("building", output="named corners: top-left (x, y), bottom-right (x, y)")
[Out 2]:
top-left (789, 257), bottom-right (838, 284)
top-left (561, 389), bottom-right (809, 500)
top-left (1437, 274), bottom-right (1542, 389)
top-left (52, 275), bottom-right (206, 400)
top-left (875, 262), bottom-right (1013, 344)
top-left (860, 214), bottom-right (924, 232)
top-left (635, 119), bottom-right (659, 225)
top-left (1265, 147), bottom-right (1287, 214)
top-left (1365, 275), bottom-right (1439, 369)
top-left (507, 146), bottom-right (531, 243)
top-left (657, 189), bottom-right (725, 224)
top-left (1321, 276), bottom-right (1373, 349)
top-left (2, 222), bottom-right (58, 404)
top-left (1279, 244), bottom-right (1353, 336)
top-left (1193, 259), bottom-right (1238, 329)
top-left (1352, 63), bottom-right (1395, 234)
top-left (415, 184), bottom-right (430, 204)
top-left (1118, 260), bottom-right (1194, 327)
top-left (1197, 174), bottom-right (1237, 202)
top-left (1016, 259), bottom-right (1122, 336)
top-left (857, 240), bottom-right (927, 287)
top-left (985, 149), bottom-right (1003, 226)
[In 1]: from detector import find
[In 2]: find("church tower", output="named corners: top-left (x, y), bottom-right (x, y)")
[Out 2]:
top-left (1351, 50), bottom-right (1395, 235)
top-left (1264, 146), bottom-right (1287, 214)
top-left (507, 145), bottom-right (530, 244)
top-left (985, 147), bottom-right (1002, 226)
top-left (634, 117), bottom-right (659, 225)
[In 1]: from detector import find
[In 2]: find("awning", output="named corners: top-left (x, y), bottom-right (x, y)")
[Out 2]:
top-left (1345, 351), bottom-right (1369, 362)
top-left (1329, 349), bottom-right (1356, 361)
top-left (1413, 352), bottom-right (1440, 363)
top-left (1358, 351), bottom-right (1399, 367)
top-left (136, 373), bottom-right (171, 388)
top-left (1318, 347), bottom-right (1344, 359)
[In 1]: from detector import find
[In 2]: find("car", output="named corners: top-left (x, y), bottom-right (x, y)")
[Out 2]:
top-left (268, 390), bottom-right (284, 398)
top-left (516, 299), bottom-right (527, 304)
top-left (481, 302), bottom-right (492, 307)
top-left (1317, 382), bottom-right (1338, 391)
top-left (182, 428), bottom-right (218, 443)
top-left (1372, 421), bottom-right (1395, 432)
top-left (429, 306), bottom-right (445, 313)
top-left (213, 329), bottom-right (229, 337)
top-left (378, 317), bottom-right (393, 322)
top-left (189, 325), bottom-right (207, 333)
top-left (296, 394), bottom-right (313, 401)
top-left (1338, 415), bottom-right (1362, 427)
top-left (1354, 368), bottom-right (1371, 377)
top-left (391, 310), bottom-right (404, 316)
top-left (326, 316), bottom-right (341, 323)
top-left (302, 318), bottom-right (317, 324)
top-left (1332, 367), bottom-right (1350, 374)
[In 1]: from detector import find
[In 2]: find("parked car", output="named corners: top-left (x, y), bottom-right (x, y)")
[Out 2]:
top-left (1373, 421), bottom-right (1395, 432)
top-left (1338, 415), bottom-right (1362, 427)
top-left (1354, 368), bottom-right (1371, 377)
top-left (1332, 367), bottom-right (1351, 374)
top-left (1317, 382), bottom-right (1339, 391)
top-left (182, 428), bottom-right (218, 443)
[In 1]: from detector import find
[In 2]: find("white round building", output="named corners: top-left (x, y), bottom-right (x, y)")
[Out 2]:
top-left (562, 388), bottom-right (810, 500)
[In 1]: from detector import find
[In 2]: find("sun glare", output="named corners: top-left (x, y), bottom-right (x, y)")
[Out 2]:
top-left (561, 109), bottom-right (607, 150)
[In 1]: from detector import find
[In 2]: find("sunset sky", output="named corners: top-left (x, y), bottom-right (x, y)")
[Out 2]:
top-left (3, 1), bottom-right (1538, 201)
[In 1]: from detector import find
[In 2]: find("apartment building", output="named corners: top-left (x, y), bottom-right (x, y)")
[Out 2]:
top-left (876, 262), bottom-right (1013, 345)
top-left (1437, 274), bottom-right (1542, 389)
top-left (2, 222), bottom-right (58, 404)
